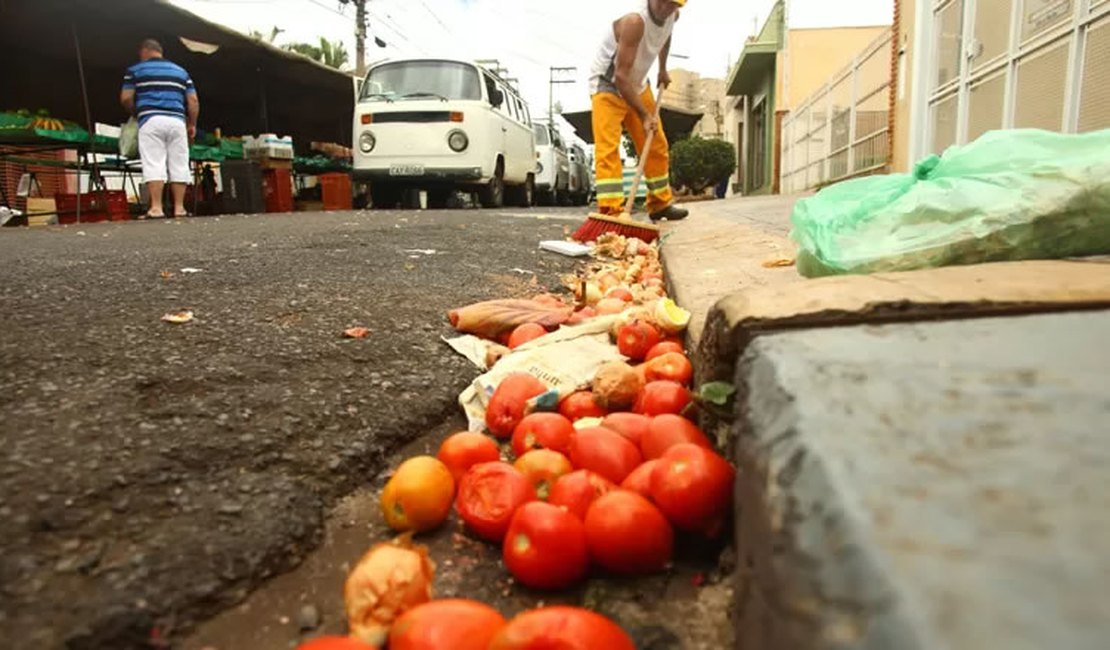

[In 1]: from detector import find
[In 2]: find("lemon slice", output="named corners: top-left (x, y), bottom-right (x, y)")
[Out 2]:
top-left (654, 298), bottom-right (691, 334)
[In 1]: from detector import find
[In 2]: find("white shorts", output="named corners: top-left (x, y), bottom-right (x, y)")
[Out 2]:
top-left (138, 115), bottom-right (190, 184)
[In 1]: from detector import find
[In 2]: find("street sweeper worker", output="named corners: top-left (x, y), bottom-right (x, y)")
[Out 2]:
top-left (588, 0), bottom-right (689, 222)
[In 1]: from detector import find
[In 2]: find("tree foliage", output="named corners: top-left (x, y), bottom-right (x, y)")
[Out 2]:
top-left (669, 136), bottom-right (736, 194)
top-left (284, 38), bottom-right (349, 70)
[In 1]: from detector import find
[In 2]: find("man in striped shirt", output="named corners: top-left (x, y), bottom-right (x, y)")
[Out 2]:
top-left (120, 39), bottom-right (200, 218)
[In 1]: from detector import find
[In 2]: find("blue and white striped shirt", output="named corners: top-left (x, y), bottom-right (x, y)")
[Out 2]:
top-left (122, 58), bottom-right (196, 127)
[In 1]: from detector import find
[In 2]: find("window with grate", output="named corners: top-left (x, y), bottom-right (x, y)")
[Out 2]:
top-left (1014, 37), bottom-right (1070, 130)
top-left (1078, 14), bottom-right (1110, 132)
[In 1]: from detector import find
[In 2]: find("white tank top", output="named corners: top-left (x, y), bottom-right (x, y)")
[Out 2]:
top-left (589, 0), bottom-right (677, 95)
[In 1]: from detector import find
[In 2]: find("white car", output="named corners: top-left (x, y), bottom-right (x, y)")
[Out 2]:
top-left (567, 143), bottom-right (592, 206)
top-left (532, 121), bottom-right (569, 206)
top-left (352, 58), bottom-right (536, 208)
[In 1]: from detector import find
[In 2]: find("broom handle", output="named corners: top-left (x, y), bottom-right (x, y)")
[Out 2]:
top-left (624, 87), bottom-right (665, 216)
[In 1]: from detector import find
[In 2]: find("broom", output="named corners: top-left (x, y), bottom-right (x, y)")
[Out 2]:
top-left (572, 90), bottom-right (665, 244)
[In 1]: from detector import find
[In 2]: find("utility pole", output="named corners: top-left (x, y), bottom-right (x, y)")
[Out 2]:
top-left (339, 0), bottom-right (369, 77)
top-left (549, 66), bottom-right (576, 119)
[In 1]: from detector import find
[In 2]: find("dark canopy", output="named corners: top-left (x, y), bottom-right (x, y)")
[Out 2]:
top-left (0, 0), bottom-right (358, 150)
top-left (561, 104), bottom-right (705, 145)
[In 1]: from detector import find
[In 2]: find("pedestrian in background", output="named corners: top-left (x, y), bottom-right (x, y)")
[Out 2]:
top-left (120, 39), bottom-right (200, 219)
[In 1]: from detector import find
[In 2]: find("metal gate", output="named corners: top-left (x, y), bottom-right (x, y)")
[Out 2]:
top-left (912, 0), bottom-right (1110, 159)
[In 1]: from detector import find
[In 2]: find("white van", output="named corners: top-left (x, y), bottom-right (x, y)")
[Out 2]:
top-left (532, 120), bottom-right (570, 206)
top-left (352, 58), bottom-right (536, 208)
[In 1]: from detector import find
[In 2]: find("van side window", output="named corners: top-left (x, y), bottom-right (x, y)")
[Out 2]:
top-left (483, 73), bottom-right (499, 108)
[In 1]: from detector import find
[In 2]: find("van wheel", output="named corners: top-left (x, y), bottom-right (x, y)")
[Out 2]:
top-left (370, 183), bottom-right (401, 209)
top-left (479, 165), bottom-right (505, 208)
top-left (506, 175), bottom-right (535, 207)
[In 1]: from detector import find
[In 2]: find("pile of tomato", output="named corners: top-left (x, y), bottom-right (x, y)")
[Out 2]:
top-left (302, 239), bottom-right (736, 649)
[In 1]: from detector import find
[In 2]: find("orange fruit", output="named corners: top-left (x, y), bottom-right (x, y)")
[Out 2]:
top-left (381, 456), bottom-right (455, 533)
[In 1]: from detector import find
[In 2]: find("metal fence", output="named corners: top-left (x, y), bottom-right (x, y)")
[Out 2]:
top-left (780, 31), bottom-right (894, 194)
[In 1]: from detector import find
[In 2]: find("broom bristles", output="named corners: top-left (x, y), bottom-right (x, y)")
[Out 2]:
top-left (572, 212), bottom-right (660, 243)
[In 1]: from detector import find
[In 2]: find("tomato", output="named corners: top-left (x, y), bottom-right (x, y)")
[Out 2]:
top-left (508, 323), bottom-right (547, 350)
top-left (511, 412), bottom-right (575, 458)
top-left (606, 287), bottom-right (634, 302)
top-left (640, 414), bottom-right (712, 460)
top-left (488, 606), bottom-right (636, 650)
top-left (389, 599), bottom-right (507, 650)
top-left (619, 459), bottom-right (660, 498)
top-left (617, 320), bottom-right (662, 361)
top-left (651, 443), bottom-right (735, 535)
top-left (584, 490), bottom-right (673, 574)
top-left (437, 432), bottom-right (501, 483)
top-left (634, 380), bottom-right (692, 417)
top-left (568, 427), bottom-right (642, 485)
top-left (558, 391), bottom-right (607, 421)
top-left (643, 352), bottom-right (694, 385)
top-left (513, 449), bottom-right (573, 500)
top-left (296, 637), bottom-right (377, 650)
top-left (595, 298), bottom-right (627, 315)
top-left (645, 340), bottom-right (684, 361)
top-left (487, 373), bottom-right (548, 438)
top-left (599, 413), bottom-right (651, 448)
top-left (456, 462), bottom-right (537, 542)
top-left (565, 306), bottom-right (597, 325)
top-left (503, 502), bottom-right (588, 590)
top-left (548, 469), bottom-right (616, 520)
top-left (380, 456), bottom-right (455, 533)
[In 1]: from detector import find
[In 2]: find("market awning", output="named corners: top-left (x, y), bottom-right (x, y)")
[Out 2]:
top-left (561, 104), bottom-right (705, 145)
top-left (0, 0), bottom-right (359, 149)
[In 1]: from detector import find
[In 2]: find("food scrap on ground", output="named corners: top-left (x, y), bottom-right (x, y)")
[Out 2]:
top-left (343, 327), bottom-right (371, 339)
top-left (160, 310), bottom-right (194, 324)
top-left (310, 230), bottom-right (735, 649)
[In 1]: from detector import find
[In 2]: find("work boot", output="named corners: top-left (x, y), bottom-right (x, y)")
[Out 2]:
top-left (649, 205), bottom-right (689, 222)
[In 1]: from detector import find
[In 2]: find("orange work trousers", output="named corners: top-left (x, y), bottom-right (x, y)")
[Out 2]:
top-left (591, 87), bottom-right (673, 215)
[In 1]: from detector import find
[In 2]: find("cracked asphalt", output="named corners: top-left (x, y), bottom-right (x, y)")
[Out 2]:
top-left (0, 207), bottom-right (584, 649)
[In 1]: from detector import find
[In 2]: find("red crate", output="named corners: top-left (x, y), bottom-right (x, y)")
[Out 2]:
top-left (262, 168), bottom-right (294, 213)
top-left (54, 190), bottom-right (128, 224)
top-left (319, 172), bottom-right (353, 210)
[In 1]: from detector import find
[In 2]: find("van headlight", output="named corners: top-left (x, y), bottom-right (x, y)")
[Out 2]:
top-left (447, 129), bottom-right (468, 152)
top-left (359, 131), bottom-right (375, 153)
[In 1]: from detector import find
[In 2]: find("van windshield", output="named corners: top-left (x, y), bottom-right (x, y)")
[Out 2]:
top-left (360, 61), bottom-right (481, 102)
top-left (532, 124), bottom-right (550, 145)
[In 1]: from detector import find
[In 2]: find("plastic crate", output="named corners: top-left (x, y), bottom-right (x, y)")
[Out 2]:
top-left (262, 168), bottom-right (293, 213)
top-left (54, 190), bottom-right (128, 224)
top-left (319, 173), bottom-right (352, 210)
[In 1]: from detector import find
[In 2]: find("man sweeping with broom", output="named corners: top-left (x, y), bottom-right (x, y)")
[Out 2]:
top-left (588, 0), bottom-right (689, 225)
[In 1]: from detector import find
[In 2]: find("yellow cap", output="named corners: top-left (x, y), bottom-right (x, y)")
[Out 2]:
top-left (672, 0), bottom-right (686, 5)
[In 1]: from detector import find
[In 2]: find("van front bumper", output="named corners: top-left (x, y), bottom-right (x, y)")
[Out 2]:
top-left (351, 167), bottom-right (485, 183)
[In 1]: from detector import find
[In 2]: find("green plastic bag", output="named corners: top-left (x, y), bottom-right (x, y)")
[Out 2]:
top-left (119, 118), bottom-right (139, 159)
top-left (789, 129), bottom-right (1110, 278)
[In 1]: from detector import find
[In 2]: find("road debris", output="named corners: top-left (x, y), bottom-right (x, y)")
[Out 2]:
top-left (160, 310), bottom-right (194, 324)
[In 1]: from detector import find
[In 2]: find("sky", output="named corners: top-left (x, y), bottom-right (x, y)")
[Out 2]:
top-left (169, 0), bottom-right (893, 117)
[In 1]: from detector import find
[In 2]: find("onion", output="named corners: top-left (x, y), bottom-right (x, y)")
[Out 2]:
top-left (344, 535), bottom-right (436, 646)
top-left (592, 361), bottom-right (643, 410)
top-left (595, 298), bottom-right (628, 316)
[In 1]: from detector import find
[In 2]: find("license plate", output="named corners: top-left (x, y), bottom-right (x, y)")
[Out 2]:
top-left (389, 164), bottom-right (425, 176)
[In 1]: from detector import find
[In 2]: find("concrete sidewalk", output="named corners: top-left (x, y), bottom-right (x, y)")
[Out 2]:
top-left (660, 195), bottom-right (1110, 649)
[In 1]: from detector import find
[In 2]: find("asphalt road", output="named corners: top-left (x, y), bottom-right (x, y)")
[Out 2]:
top-left (0, 207), bottom-right (586, 649)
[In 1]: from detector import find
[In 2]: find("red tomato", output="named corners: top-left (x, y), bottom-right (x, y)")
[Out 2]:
top-left (645, 341), bottom-right (684, 361)
top-left (503, 502), bottom-right (588, 590)
top-left (599, 413), bottom-right (651, 448)
top-left (568, 427), bottom-right (642, 485)
top-left (606, 287), bottom-right (634, 302)
top-left (513, 449), bottom-right (573, 500)
top-left (548, 470), bottom-right (616, 520)
top-left (486, 374), bottom-right (548, 438)
top-left (617, 320), bottom-right (662, 361)
top-left (488, 606), bottom-right (636, 650)
top-left (619, 459), bottom-right (660, 498)
top-left (456, 462), bottom-right (537, 542)
top-left (296, 637), bottom-right (376, 650)
top-left (565, 306), bottom-right (597, 325)
top-left (650, 443), bottom-right (735, 535)
top-left (640, 414), bottom-right (712, 460)
top-left (558, 391), bottom-right (607, 421)
top-left (643, 352), bottom-right (694, 385)
top-left (508, 323), bottom-right (547, 350)
top-left (389, 599), bottom-right (507, 650)
top-left (584, 490), bottom-right (673, 574)
top-left (512, 412), bottom-right (575, 458)
top-left (634, 380), bottom-right (692, 417)
top-left (437, 432), bottom-right (501, 482)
